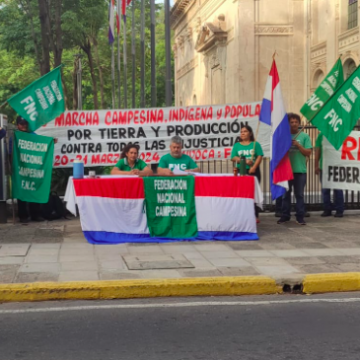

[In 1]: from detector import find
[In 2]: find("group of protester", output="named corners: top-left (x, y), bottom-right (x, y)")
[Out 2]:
top-left (110, 112), bottom-right (344, 226)
top-left (0, 113), bottom-right (344, 225)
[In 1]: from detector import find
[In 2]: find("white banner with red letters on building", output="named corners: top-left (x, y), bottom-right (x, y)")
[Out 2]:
top-left (36, 103), bottom-right (269, 167)
top-left (323, 131), bottom-right (360, 191)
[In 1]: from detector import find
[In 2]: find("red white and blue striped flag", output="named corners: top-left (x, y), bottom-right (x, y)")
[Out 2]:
top-left (122, 0), bottom-right (133, 21)
top-left (259, 60), bottom-right (293, 200)
top-left (108, 0), bottom-right (116, 44)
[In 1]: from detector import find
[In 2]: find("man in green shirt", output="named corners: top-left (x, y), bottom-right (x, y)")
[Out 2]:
top-left (315, 132), bottom-right (344, 217)
top-left (278, 113), bottom-right (312, 226)
top-left (157, 136), bottom-right (199, 175)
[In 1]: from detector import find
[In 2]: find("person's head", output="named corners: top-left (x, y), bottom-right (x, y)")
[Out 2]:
top-left (16, 116), bottom-right (29, 132)
top-left (120, 144), bottom-right (140, 162)
top-left (240, 125), bottom-right (255, 142)
top-left (288, 113), bottom-right (301, 133)
top-left (169, 136), bottom-right (183, 158)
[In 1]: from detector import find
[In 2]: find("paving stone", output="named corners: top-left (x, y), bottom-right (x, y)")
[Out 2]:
top-left (95, 244), bottom-right (129, 255)
top-left (0, 244), bottom-right (30, 257)
top-left (315, 256), bottom-right (360, 264)
top-left (0, 257), bottom-right (24, 265)
top-left (160, 244), bottom-right (198, 254)
top-left (100, 270), bottom-right (141, 280)
top-left (294, 264), bottom-right (341, 274)
top-left (30, 244), bottom-right (61, 250)
top-left (290, 242), bottom-right (329, 249)
top-left (28, 248), bottom-right (60, 256)
top-left (194, 244), bottom-right (231, 252)
top-left (301, 248), bottom-right (344, 256)
top-left (325, 241), bottom-right (360, 249)
top-left (184, 258), bottom-right (216, 269)
top-left (235, 250), bottom-right (274, 258)
top-left (61, 243), bottom-right (94, 251)
top-left (61, 261), bottom-right (98, 271)
top-left (63, 237), bottom-right (87, 243)
top-left (178, 269), bottom-right (223, 277)
top-left (25, 254), bottom-right (59, 263)
top-left (34, 228), bottom-right (63, 239)
top-left (245, 257), bottom-right (290, 266)
top-left (0, 265), bottom-right (19, 283)
top-left (255, 265), bottom-right (300, 276)
top-left (15, 272), bottom-right (59, 283)
top-left (218, 267), bottom-right (260, 276)
top-left (128, 245), bottom-right (164, 255)
top-left (334, 263), bottom-right (360, 272)
top-left (182, 252), bottom-right (207, 260)
top-left (208, 258), bottom-right (252, 267)
top-left (285, 257), bottom-right (326, 265)
top-left (260, 243), bottom-right (296, 250)
top-left (337, 248), bottom-right (360, 256)
top-left (99, 260), bottom-right (127, 270)
top-left (59, 271), bottom-right (99, 282)
top-left (139, 270), bottom-right (182, 279)
top-left (227, 243), bottom-right (264, 251)
top-left (19, 263), bottom-right (60, 273)
top-left (268, 250), bottom-right (309, 258)
top-left (200, 251), bottom-right (239, 259)
top-left (59, 254), bottom-right (96, 262)
top-left (123, 254), bottom-right (194, 270)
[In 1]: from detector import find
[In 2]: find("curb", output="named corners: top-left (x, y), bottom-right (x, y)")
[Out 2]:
top-left (0, 276), bottom-right (280, 303)
top-left (1, 272), bottom-right (360, 303)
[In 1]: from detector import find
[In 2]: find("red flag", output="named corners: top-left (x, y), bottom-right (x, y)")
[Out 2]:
top-left (122, 0), bottom-right (132, 17)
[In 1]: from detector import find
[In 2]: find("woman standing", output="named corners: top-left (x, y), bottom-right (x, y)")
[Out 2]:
top-left (111, 144), bottom-right (153, 176)
top-left (231, 125), bottom-right (263, 222)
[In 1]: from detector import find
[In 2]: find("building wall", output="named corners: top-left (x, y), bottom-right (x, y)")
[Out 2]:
top-left (171, 0), bottom-right (360, 116)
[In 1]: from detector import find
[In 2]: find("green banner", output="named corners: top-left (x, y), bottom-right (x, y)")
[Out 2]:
top-left (311, 65), bottom-right (360, 150)
top-left (300, 58), bottom-right (344, 121)
top-left (143, 176), bottom-right (198, 238)
top-left (12, 131), bottom-right (54, 203)
top-left (8, 66), bottom-right (65, 133)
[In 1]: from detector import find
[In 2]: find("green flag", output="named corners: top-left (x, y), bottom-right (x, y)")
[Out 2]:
top-left (310, 65), bottom-right (360, 150)
top-left (7, 66), bottom-right (65, 133)
top-left (12, 131), bottom-right (54, 203)
top-left (300, 58), bottom-right (344, 121)
top-left (143, 176), bottom-right (198, 238)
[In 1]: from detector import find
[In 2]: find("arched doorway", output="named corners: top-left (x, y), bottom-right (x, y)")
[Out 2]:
top-left (312, 69), bottom-right (325, 89)
top-left (343, 58), bottom-right (357, 79)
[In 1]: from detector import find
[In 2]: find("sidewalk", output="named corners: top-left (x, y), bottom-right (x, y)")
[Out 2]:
top-left (0, 212), bottom-right (360, 284)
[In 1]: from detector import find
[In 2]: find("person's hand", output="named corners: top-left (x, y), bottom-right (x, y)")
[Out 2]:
top-left (54, 138), bottom-right (58, 144)
top-left (292, 140), bottom-right (300, 148)
top-left (249, 166), bottom-right (256, 174)
top-left (315, 166), bottom-right (320, 175)
top-left (130, 169), bottom-right (140, 175)
top-left (161, 169), bottom-right (173, 176)
top-left (246, 159), bottom-right (253, 166)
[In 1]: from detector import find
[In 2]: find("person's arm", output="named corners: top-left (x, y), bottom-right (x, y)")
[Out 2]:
top-left (139, 165), bottom-right (153, 177)
top-left (111, 167), bottom-right (139, 175)
top-left (249, 156), bottom-right (263, 174)
top-left (157, 167), bottom-right (173, 176)
top-left (185, 158), bottom-right (200, 173)
top-left (315, 147), bottom-right (321, 175)
top-left (292, 140), bottom-right (312, 157)
top-left (231, 144), bottom-right (240, 164)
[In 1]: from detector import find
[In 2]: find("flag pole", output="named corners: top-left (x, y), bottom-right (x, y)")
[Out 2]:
top-left (131, 0), bottom-right (136, 108)
top-left (140, 0), bottom-right (145, 108)
top-left (111, 43), bottom-right (116, 109)
top-left (123, 14), bottom-right (128, 108)
top-left (117, 0), bottom-right (122, 108)
top-left (150, 0), bottom-right (157, 107)
top-left (164, 0), bottom-right (172, 106)
top-left (0, 101), bottom-right (7, 110)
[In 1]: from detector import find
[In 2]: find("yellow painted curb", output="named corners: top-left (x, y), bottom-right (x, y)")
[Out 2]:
top-left (0, 276), bottom-right (281, 303)
top-left (303, 272), bottom-right (360, 294)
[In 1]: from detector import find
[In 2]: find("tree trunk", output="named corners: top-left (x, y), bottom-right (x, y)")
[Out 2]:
top-left (53, 0), bottom-right (63, 67)
top-left (73, 58), bottom-right (78, 110)
top-left (37, 0), bottom-right (51, 74)
top-left (92, 38), bottom-right (105, 109)
top-left (81, 40), bottom-right (99, 109)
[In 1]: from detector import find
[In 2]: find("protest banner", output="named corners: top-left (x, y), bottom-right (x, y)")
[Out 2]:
top-left (12, 131), bottom-right (54, 203)
top-left (7, 66), bottom-right (65, 133)
top-left (36, 102), bottom-right (269, 167)
top-left (322, 131), bottom-right (360, 191)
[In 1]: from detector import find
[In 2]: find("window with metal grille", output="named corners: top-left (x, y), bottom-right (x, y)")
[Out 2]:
top-left (348, 0), bottom-right (358, 29)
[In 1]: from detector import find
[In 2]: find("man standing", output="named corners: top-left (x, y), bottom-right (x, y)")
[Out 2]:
top-left (315, 132), bottom-right (344, 217)
top-left (15, 116), bottom-right (43, 223)
top-left (157, 136), bottom-right (199, 175)
top-left (277, 113), bottom-right (312, 225)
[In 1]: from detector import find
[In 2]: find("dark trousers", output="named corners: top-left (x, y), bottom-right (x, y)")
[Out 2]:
top-left (247, 168), bottom-right (261, 218)
top-left (282, 173), bottom-right (306, 220)
top-left (320, 171), bottom-right (344, 214)
top-left (18, 199), bottom-right (41, 221)
top-left (275, 197), bottom-right (282, 213)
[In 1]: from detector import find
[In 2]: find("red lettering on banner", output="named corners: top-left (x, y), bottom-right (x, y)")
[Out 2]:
top-left (79, 112), bottom-right (85, 125)
top-left (202, 149), bottom-right (208, 160)
top-left (119, 112), bottom-right (127, 125)
top-left (207, 107), bottom-right (213, 120)
top-left (128, 111), bottom-right (134, 124)
top-left (55, 113), bottom-right (64, 126)
top-left (93, 112), bottom-right (99, 126)
top-left (140, 110), bottom-right (146, 124)
top-left (134, 110), bottom-right (139, 124)
top-left (225, 106), bottom-right (231, 118)
top-left (224, 148), bottom-right (231, 159)
top-left (341, 137), bottom-right (357, 160)
top-left (243, 105), bottom-right (249, 117)
top-left (65, 113), bottom-right (72, 126)
top-left (158, 110), bottom-right (164, 123)
top-left (105, 111), bottom-right (112, 125)
top-left (255, 104), bottom-right (261, 116)
top-left (91, 155), bottom-right (100, 164)
top-left (72, 112), bottom-right (79, 126)
top-left (237, 106), bottom-right (242, 117)
top-left (208, 149), bottom-right (215, 159)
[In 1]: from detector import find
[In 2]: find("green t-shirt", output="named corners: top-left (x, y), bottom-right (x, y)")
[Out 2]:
top-left (114, 158), bottom-right (147, 171)
top-left (231, 141), bottom-right (264, 170)
top-left (289, 132), bottom-right (312, 173)
top-left (158, 153), bottom-right (198, 171)
top-left (315, 132), bottom-right (323, 170)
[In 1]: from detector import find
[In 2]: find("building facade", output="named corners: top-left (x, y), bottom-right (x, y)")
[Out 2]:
top-left (170, 0), bottom-right (360, 114)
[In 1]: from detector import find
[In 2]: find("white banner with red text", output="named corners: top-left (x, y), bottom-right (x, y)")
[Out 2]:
top-left (323, 131), bottom-right (360, 191)
top-left (36, 103), bottom-right (269, 168)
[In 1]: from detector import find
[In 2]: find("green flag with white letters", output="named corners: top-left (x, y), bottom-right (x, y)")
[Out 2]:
top-left (12, 131), bottom-right (54, 203)
top-left (300, 58), bottom-right (344, 121)
top-left (7, 66), bottom-right (65, 133)
top-left (311, 65), bottom-right (360, 150)
top-left (143, 176), bottom-right (198, 238)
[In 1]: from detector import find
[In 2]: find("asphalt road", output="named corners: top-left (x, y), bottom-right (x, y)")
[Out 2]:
top-left (1, 294), bottom-right (360, 360)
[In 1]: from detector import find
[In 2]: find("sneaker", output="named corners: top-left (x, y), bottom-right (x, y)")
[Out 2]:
top-left (321, 211), bottom-right (332, 217)
top-left (277, 217), bottom-right (289, 224)
top-left (334, 213), bottom-right (343, 218)
top-left (296, 218), bottom-right (306, 225)
top-left (275, 212), bottom-right (282, 218)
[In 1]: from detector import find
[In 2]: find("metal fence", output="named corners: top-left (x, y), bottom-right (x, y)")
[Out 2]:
top-left (197, 126), bottom-right (360, 211)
